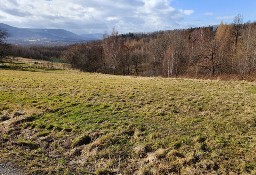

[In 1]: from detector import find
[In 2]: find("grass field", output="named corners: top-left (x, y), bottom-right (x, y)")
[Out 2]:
top-left (1, 60), bottom-right (256, 174)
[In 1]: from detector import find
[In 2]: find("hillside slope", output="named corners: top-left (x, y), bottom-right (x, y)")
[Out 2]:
top-left (0, 23), bottom-right (102, 45)
top-left (0, 62), bottom-right (256, 174)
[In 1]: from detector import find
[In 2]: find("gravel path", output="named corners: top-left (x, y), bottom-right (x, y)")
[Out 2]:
top-left (0, 162), bottom-right (23, 175)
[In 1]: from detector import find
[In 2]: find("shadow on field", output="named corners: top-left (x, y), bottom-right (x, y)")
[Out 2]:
top-left (0, 60), bottom-right (66, 72)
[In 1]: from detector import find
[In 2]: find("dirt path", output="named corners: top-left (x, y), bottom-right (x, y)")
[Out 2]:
top-left (0, 162), bottom-right (23, 175)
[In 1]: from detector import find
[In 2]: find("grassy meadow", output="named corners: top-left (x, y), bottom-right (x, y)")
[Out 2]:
top-left (1, 59), bottom-right (256, 174)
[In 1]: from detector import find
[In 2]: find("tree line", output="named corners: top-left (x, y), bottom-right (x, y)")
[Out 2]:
top-left (0, 31), bottom-right (67, 62)
top-left (6, 45), bottom-right (68, 62)
top-left (62, 15), bottom-right (256, 79)
top-left (1, 15), bottom-right (256, 79)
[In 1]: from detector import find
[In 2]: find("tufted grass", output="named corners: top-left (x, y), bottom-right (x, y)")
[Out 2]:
top-left (1, 59), bottom-right (256, 174)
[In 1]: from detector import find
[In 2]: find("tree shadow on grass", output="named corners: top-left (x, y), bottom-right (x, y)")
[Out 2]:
top-left (0, 62), bottom-right (63, 73)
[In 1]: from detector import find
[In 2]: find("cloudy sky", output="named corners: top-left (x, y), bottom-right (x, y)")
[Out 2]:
top-left (0, 0), bottom-right (256, 34)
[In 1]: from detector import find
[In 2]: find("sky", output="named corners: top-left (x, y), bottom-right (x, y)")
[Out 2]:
top-left (0, 0), bottom-right (256, 34)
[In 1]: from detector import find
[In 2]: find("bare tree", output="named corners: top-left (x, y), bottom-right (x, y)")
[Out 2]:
top-left (232, 14), bottom-right (243, 47)
top-left (237, 23), bottom-right (256, 77)
top-left (215, 22), bottom-right (233, 74)
top-left (102, 28), bottom-right (125, 74)
top-left (163, 30), bottom-right (187, 77)
top-left (149, 32), bottom-right (170, 76)
top-left (0, 30), bottom-right (8, 59)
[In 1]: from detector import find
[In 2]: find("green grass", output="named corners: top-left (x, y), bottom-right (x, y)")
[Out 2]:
top-left (1, 61), bottom-right (256, 174)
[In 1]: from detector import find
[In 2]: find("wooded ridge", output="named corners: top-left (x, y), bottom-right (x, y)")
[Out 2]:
top-left (62, 15), bottom-right (256, 79)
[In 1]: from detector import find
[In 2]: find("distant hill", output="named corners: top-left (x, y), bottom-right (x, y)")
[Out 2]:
top-left (0, 23), bottom-right (102, 45)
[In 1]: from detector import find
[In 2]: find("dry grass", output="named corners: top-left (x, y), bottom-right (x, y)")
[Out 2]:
top-left (0, 59), bottom-right (256, 174)
top-left (1, 57), bottom-right (70, 71)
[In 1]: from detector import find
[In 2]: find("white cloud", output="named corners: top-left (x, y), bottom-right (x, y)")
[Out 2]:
top-left (106, 17), bottom-right (119, 21)
top-left (216, 15), bottom-right (235, 20)
top-left (183, 10), bottom-right (194, 16)
top-left (204, 12), bottom-right (214, 16)
top-left (0, 0), bottom-right (194, 34)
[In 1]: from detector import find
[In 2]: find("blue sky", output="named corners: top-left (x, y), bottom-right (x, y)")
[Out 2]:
top-left (0, 0), bottom-right (255, 34)
top-left (173, 0), bottom-right (256, 27)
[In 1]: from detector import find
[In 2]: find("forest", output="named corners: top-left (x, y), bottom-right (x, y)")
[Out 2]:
top-left (2, 15), bottom-right (256, 79)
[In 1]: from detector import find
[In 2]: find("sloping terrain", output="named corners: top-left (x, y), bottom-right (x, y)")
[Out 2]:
top-left (0, 60), bottom-right (256, 174)
top-left (0, 23), bottom-right (102, 45)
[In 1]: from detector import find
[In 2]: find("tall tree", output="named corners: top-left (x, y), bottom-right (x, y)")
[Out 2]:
top-left (102, 28), bottom-right (126, 74)
top-left (149, 32), bottom-right (170, 76)
top-left (237, 23), bottom-right (256, 77)
top-left (163, 30), bottom-right (187, 77)
top-left (215, 22), bottom-right (233, 74)
top-left (0, 30), bottom-right (8, 59)
top-left (232, 14), bottom-right (243, 47)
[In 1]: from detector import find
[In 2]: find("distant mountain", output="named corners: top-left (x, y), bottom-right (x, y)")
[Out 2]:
top-left (0, 23), bottom-right (102, 45)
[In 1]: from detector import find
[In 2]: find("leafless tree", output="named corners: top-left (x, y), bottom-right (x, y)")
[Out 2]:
top-left (0, 30), bottom-right (8, 59)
